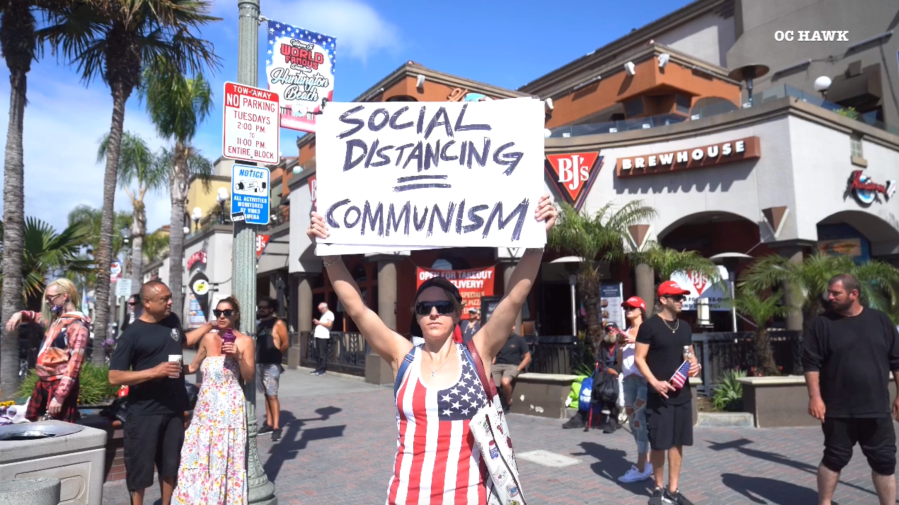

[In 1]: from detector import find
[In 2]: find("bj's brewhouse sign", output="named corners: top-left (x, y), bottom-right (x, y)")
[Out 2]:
top-left (616, 136), bottom-right (760, 177)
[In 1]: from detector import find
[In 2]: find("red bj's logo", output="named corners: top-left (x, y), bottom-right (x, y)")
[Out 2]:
top-left (545, 152), bottom-right (602, 211)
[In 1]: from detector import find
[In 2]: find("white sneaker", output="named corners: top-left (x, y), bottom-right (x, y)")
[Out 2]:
top-left (618, 463), bottom-right (653, 483)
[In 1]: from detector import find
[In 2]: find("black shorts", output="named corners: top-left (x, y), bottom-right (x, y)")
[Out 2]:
top-left (123, 413), bottom-right (185, 491)
top-left (822, 417), bottom-right (896, 476)
top-left (646, 401), bottom-right (693, 451)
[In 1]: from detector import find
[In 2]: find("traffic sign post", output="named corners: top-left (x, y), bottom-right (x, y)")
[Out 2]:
top-left (222, 82), bottom-right (280, 164)
top-left (231, 164), bottom-right (270, 225)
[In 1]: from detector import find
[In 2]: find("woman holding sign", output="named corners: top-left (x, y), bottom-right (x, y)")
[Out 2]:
top-left (307, 196), bottom-right (556, 504)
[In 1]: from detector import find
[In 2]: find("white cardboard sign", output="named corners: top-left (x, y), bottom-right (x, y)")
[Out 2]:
top-left (316, 99), bottom-right (546, 253)
top-left (222, 82), bottom-right (280, 164)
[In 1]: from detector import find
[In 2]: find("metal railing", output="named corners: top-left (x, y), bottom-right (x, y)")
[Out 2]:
top-left (298, 331), bottom-right (369, 376)
top-left (548, 84), bottom-right (898, 139)
top-left (523, 335), bottom-right (588, 375)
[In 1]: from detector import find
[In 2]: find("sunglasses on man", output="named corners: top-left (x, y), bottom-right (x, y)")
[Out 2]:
top-left (414, 301), bottom-right (455, 316)
top-left (664, 295), bottom-right (686, 302)
top-left (213, 309), bottom-right (235, 318)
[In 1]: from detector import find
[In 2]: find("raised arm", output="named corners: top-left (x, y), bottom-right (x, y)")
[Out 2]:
top-left (474, 196), bottom-right (557, 361)
top-left (188, 337), bottom-right (208, 374)
top-left (185, 321), bottom-right (214, 348)
top-left (307, 214), bottom-right (411, 370)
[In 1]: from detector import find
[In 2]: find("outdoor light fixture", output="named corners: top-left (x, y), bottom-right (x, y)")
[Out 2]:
top-left (544, 98), bottom-right (554, 110)
top-left (696, 298), bottom-right (713, 329)
top-left (658, 53), bottom-right (670, 68)
top-left (624, 61), bottom-right (636, 76)
top-left (416, 74), bottom-right (426, 89)
top-left (216, 188), bottom-right (229, 225)
top-left (814, 75), bottom-right (832, 99)
top-left (192, 207), bottom-right (203, 232)
top-left (182, 226), bottom-right (190, 235)
top-left (544, 128), bottom-right (552, 139)
top-left (121, 227), bottom-right (131, 245)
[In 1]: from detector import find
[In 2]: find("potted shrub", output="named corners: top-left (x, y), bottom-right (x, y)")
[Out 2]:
top-left (18, 363), bottom-right (120, 409)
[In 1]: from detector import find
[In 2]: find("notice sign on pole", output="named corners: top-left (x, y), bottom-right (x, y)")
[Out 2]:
top-left (222, 82), bottom-right (280, 164)
top-left (316, 99), bottom-right (546, 252)
top-left (231, 164), bottom-right (270, 225)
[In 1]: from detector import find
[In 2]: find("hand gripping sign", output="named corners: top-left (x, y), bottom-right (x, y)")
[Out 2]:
top-left (315, 99), bottom-right (546, 254)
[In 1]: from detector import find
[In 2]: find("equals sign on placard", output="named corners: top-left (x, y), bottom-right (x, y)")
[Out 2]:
top-left (393, 175), bottom-right (451, 193)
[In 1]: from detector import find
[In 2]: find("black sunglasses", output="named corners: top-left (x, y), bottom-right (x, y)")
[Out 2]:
top-left (213, 309), bottom-right (235, 318)
top-left (415, 301), bottom-right (455, 316)
top-left (666, 295), bottom-right (686, 302)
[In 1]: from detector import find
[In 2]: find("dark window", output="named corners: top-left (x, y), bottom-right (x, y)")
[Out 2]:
top-left (624, 97), bottom-right (644, 117)
top-left (675, 94), bottom-right (691, 114)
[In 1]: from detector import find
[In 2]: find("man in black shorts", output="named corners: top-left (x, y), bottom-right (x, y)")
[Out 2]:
top-left (635, 281), bottom-right (700, 505)
top-left (109, 280), bottom-right (212, 505)
top-left (803, 274), bottom-right (899, 505)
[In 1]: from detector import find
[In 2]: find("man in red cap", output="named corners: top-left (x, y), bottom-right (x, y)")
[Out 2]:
top-left (635, 280), bottom-right (701, 505)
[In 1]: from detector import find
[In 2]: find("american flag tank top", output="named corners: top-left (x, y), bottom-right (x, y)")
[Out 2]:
top-left (386, 343), bottom-right (491, 504)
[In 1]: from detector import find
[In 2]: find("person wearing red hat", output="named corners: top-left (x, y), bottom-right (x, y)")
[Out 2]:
top-left (617, 296), bottom-right (653, 483)
top-left (635, 281), bottom-right (701, 505)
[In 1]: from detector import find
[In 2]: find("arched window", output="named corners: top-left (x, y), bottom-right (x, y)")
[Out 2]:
top-left (387, 95), bottom-right (418, 102)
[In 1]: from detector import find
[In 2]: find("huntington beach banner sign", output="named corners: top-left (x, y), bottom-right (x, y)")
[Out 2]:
top-left (266, 20), bottom-right (337, 133)
top-left (315, 99), bottom-right (546, 254)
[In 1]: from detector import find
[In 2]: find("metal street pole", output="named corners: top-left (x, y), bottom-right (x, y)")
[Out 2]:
top-left (236, 0), bottom-right (276, 503)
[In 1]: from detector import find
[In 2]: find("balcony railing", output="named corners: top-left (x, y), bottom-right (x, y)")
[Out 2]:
top-left (548, 84), bottom-right (898, 139)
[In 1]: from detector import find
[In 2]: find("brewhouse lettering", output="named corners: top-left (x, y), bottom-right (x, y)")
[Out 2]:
top-left (617, 137), bottom-right (759, 178)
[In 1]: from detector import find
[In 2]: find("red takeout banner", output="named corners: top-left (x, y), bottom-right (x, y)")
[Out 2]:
top-left (416, 267), bottom-right (495, 320)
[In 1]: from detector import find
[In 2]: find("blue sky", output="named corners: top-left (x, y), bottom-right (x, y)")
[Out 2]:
top-left (0, 0), bottom-right (692, 234)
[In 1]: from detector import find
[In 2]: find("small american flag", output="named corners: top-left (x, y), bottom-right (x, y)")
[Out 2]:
top-left (670, 360), bottom-right (691, 389)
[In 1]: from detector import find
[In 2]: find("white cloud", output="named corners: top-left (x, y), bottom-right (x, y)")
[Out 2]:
top-left (263, 0), bottom-right (400, 62)
top-left (0, 64), bottom-right (174, 235)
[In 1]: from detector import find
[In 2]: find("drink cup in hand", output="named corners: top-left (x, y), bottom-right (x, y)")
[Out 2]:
top-left (168, 355), bottom-right (183, 379)
top-left (222, 329), bottom-right (236, 354)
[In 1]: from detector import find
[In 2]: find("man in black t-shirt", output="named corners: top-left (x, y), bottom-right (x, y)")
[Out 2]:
top-left (635, 281), bottom-right (700, 505)
top-left (803, 274), bottom-right (899, 505)
top-left (109, 280), bottom-right (212, 505)
top-left (491, 325), bottom-right (531, 410)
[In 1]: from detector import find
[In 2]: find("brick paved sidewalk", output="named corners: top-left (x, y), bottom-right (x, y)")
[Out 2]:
top-left (102, 372), bottom-right (894, 504)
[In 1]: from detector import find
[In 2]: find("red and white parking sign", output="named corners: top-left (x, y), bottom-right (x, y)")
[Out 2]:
top-left (222, 82), bottom-right (280, 164)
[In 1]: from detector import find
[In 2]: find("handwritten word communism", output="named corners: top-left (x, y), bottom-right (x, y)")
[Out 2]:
top-left (325, 199), bottom-right (531, 241)
top-left (336, 104), bottom-right (524, 174)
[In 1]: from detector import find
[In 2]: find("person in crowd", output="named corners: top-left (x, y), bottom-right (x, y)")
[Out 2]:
top-left (491, 324), bottom-right (532, 411)
top-left (256, 297), bottom-right (289, 441)
top-left (617, 296), bottom-right (653, 483)
top-left (306, 196), bottom-right (556, 503)
top-left (109, 280), bottom-right (213, 505)
top-left (173, 297), bottom-right (255, 505)
top-left (5, 279), bottom-right (90, 423)
top-left (597, 322), bottom-right (621, 433)
top-left (803, 274), bottom-right (899, 505)
top-left (121, 294), bottom-right (141, 334)
top-left (311, 302), bottom-right (334, 376)
top-left (634, 281), bottom-right (700, 505)
top-left (461, 307), bottom-right (481, 343)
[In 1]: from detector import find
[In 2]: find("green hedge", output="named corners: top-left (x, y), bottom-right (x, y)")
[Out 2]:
top-left (18, 363), bottom-right (120, 406)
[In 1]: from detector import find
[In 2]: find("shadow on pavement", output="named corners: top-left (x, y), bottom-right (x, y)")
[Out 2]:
top-left (263, 408), bottom-right (346, 480)
top-left (721, 473), bottom-right (818, 504)
top-left (572, 441), bottom-right (653, 494)
top-left (706, 438), bottom-right (877, 499)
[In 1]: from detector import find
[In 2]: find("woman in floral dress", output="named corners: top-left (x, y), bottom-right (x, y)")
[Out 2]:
top-left (174, 297), bottom-right (256, 505)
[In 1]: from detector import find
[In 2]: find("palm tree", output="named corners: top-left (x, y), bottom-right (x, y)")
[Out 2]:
top-left (141, 229), bottom-right (169, 266)
top-left (0, 217), bottom-right (93, 310)
top-left (731, 288), bottom-right (786, 376)
top-left (631, 242), bottom-right (722, 313)
top-left (98, 131), bottom-right (167, 295)
top-left (142, 62), bottom-right (213, 322)
top-left (42, 0), bottom-right (220, 360)
top-left (0, 0), bottom-right (39, 397)
top-left (548, 201), bottom-right (657, 356)
top-left (67, 205), bottom-right (133, 301)
top-left (739, 253), bottom-right (899, 330)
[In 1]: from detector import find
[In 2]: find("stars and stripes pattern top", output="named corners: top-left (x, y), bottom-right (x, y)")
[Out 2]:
top-left (387, 344), bottom-right (491, 505)
top-left (669, 360), bottom-right (691, 390)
